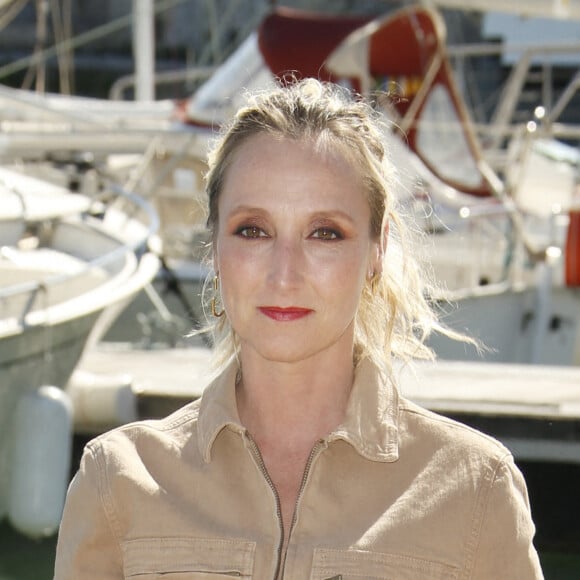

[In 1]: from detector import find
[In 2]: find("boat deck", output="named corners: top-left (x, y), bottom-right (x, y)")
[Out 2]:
top-left (76, 346), bottom-right (580, 463)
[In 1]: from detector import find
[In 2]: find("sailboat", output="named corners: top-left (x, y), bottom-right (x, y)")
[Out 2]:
top-left (179, 5), bottom-right (580, 364)
top-left (0, 4), bottom-right (578, 365)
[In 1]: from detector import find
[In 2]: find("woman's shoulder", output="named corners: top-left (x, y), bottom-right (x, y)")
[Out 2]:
top-left (84, 398), bottom-right (203, 459)
top-left (398, 395), bottom-right (513, 464)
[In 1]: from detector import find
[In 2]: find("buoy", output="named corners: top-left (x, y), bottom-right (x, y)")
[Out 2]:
top-left (7, 386), bottom-right (73, 539)
top-left (565, 208), bottom-right (580, 287)
top-left (67, 368), bottom-right (137, 431)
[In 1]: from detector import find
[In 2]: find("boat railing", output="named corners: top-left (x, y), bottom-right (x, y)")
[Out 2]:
top-left (108, 66), bottom-right (216, 101)
top-left (448, 40), bottom-right (580, 159)
top-left (430, 188), bottom-right (570, 299)
top-left (0, 84), bottom-right (108, 127)
top-left (0, 184), bottom-right (159, 324)
top-left (434, 200), bottom-right (518, 288)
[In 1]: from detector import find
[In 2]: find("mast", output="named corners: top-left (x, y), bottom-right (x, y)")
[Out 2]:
top-left (133, 0), bottom-right (154, 101)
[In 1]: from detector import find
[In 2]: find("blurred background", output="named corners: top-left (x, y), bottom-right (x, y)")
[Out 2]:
top-left (0, 1), bottom-right (579, 578)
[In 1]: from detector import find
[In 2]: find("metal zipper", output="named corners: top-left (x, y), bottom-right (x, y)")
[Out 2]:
top-left (246, 433), bottom-right (327, 580)
top-left (245, 432), bottom-right (285, 580)
top-left (280, 439), bottom-right (325, 578)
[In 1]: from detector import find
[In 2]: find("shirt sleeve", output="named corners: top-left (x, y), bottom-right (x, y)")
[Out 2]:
top-left (469, 453), bottom-right (544, 579)
top-left (53, 443), bottom-right (124, 579)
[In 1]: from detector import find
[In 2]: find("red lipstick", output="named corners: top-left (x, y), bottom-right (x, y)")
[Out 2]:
top-left (258, 306), bottom-right (313, 321)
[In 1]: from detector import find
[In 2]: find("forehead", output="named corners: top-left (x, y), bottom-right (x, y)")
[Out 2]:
top-left (216, 133), bottom-right (376, 236)
top-left (223, 132), bottom-right (364, 194)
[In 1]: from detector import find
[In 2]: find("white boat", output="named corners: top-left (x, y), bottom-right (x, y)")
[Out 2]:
top-left (178, 5), bottom-right (580, 365)
top-left (0, 5), bottom-right (578, 367)
top-left (0, 166), bottom-right (160, 535)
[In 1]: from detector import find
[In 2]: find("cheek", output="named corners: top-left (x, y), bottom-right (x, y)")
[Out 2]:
top-left (216, 243), bottom-right (263, 301)
top-left (216, 237), bottom-right (254, 272)
top-left (316, 251), bottom-right (368, 299)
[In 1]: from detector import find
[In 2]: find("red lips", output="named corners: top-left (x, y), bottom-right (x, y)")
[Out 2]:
top-left (258, 306), bottom-right (313, 321)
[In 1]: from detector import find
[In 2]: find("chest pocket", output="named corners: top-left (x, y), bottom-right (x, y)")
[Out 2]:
top-left (122, 537), bottom-right (256, 579)
top-left (311, 548), bottom-right (459, 580)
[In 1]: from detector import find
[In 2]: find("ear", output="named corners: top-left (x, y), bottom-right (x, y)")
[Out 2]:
top-left (381, 220), bottom-right (389, 254)
top-left (369, 221), bottom-right (388, 278)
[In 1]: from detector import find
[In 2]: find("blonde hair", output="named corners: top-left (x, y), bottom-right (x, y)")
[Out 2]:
top-left (200, 78), bottom-right (450, 373)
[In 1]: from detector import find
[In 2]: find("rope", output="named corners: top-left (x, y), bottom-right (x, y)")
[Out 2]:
top-left (0, 0), bottom-right (189, 81)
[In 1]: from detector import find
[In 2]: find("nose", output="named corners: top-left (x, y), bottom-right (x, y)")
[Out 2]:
top-left (267, 237), bottom-right (305, 290)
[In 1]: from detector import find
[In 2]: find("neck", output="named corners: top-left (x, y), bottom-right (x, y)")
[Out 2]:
top-left (236, 348), bottom-right (355, 449)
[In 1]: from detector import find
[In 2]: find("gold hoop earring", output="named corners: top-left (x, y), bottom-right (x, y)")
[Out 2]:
top-left (368, 271), bottom-right (380, 293)
top-left (211, 275), bottom-right (224, 318)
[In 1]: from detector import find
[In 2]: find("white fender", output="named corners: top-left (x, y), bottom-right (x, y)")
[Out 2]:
top-left (7, 386), bottom-right (73, 538)
top-left (67, 368), bottom-right (137, 431)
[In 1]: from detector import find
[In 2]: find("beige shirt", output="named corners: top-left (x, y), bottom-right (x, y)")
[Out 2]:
top-left (54, 359), bottom-right (543, 579)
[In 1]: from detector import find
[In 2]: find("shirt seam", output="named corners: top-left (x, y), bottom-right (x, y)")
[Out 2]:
top-left (400, 404), bottom-right (509, 453)
top-left (87, 441), bottom-right (125, 564)
top-left (92, 406), bottom-right (200, 443)
top-left (158, 406), bottom-right (201, 431)
top-left (460, 451), bottom-right (512, 579)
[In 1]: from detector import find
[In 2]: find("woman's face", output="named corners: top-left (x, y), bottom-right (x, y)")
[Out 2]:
top-left (214, 133), bottom-right (382, 365)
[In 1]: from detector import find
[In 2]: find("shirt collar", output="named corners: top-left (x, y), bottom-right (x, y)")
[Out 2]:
top-left (197, 362), bottom-right (245, 463)
top-left (327, 357), bottom-right (399, 462)
top-left (197, 357), bottom-right (399, 464)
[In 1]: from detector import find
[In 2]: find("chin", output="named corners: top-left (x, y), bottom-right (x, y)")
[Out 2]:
top-left (240, 324), bottom-right (355, 364)
top-left (248, 339), bottom-right (341, 366)
top-left (257, 347), bottom-right (312, 364)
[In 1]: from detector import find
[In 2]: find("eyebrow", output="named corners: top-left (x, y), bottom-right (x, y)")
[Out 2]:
top-left (309, 210), bottom-right (357, 226)
top-left (225, 205), bottom-right (268, 219)
top-left (226, 205), bottom-right (358, 226)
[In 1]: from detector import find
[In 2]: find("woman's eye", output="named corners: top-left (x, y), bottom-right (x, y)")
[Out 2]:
top-left (312, 228), bottom-right (340, 240)
top-left (237, 225), bottom-right (266, 238)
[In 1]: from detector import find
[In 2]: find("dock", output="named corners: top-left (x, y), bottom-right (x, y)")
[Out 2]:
top-left (398, 361), bottom-right (580, 464)
top-left (72, 346), bottom-right (580, 464)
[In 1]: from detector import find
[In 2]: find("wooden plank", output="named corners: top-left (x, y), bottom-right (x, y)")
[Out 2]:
top-left (76, 347), bottom-right (580, 461)
top-left (398, 360), bottom-right (580, 419)
top-left (79, 347), bottom-right (580, 419)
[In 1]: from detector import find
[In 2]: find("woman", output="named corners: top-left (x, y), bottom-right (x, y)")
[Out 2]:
top-left (54, 79), bottom-right (543, 578)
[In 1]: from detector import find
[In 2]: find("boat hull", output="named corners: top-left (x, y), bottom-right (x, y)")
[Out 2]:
top-left (0, 310), bottom-right (101, 520)
top-left (430, 286), bottom-right (580, 366)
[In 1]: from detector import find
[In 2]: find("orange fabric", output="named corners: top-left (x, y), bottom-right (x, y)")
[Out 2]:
top-left (565, 209), bottom-right (580, 287)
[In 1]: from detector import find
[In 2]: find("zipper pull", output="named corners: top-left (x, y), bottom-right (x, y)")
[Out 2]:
top-left (324, 576), bottom-right (343, 580)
